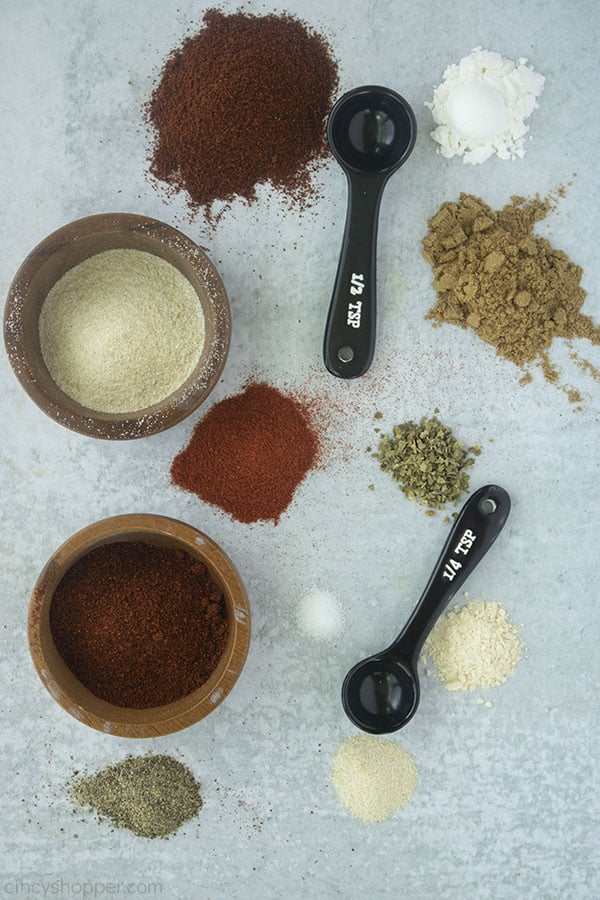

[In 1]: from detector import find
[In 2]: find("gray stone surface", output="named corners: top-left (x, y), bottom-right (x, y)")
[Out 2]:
top-left (1, 0), bottom-right (599, 897)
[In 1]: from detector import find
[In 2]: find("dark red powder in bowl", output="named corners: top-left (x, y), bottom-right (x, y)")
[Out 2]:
top-left (49, 542), bottom-right (229, 709)
top-left (171, 382), bottom-right (320, 524)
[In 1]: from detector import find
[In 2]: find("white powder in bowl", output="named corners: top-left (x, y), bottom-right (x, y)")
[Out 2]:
top-left (330, 734), bottom-right (418, 823)
top-left (39, 248), bottom-right (205, 413)
top-left (425, 47), bottom-right (545, 164)
top-left (424, 600), bottom-right (523, 691)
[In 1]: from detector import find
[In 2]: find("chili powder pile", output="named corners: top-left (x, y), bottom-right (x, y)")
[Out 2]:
top-left (49, 542), bottom-right (229, 708)
top-left (171, 382), bottom-right (320, 524)
top-left (147, 8), bottom-right (339, 216)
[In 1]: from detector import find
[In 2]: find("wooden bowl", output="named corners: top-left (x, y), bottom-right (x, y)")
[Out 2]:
top-left (3, 213), bottom-right (231, 439)
top-left (27, 514), bottom-right (251, 737)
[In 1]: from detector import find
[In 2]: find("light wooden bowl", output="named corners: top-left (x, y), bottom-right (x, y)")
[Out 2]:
top-left (27, 514), bottom-right (251, 737)
top-left (4, 213), bottom-right (231, 439)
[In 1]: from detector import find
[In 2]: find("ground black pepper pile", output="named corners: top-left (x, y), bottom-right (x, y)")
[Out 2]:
top-left (147, 8), bottom-right (339, 217)
top-left (70, 755), bottom-right (202, 838)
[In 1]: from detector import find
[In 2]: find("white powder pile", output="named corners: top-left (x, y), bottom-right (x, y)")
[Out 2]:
top-left (330, 734), bottom-right (418, 823)
top-left (39, 248), bottom-right (205, 413)
top-left (426, 47), bottom-right (545, 164)
top-left (296, 588), bottom-right (344, 640)
top-left (424, 600), bottom-right (523, 691)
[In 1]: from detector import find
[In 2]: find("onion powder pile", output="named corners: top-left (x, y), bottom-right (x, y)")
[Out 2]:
top-left (39, 249), bottom-right (204, 413)
top-left (330, 735), bottom-right (418, 823)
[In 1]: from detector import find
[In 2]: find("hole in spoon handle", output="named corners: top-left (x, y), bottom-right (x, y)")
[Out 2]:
top-left (323, 173), bottom-right (385, 378)
top-left (391, 485), bottom-right (511, 662)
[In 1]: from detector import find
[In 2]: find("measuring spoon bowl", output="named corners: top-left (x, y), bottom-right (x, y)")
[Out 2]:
top-left (324, 86), bottom-right (416, 379)
top-left (342, 655), bottom-right (419, 734)
top-left (342, 485), bottom-right (511, 734)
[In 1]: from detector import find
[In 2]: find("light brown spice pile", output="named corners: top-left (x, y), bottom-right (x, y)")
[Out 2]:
top-left (422, 193), bottom-right (599, 385)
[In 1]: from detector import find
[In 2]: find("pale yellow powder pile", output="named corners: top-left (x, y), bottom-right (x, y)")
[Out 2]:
top-left (424, 599), bottom-right (523, 691)
top-left (330, 734), bottom-right (418, 823)
top-left (39, 248), bottom-right (205, 413)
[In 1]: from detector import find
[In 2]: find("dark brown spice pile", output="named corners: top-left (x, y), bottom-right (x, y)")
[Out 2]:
top-left (147, 8), bottom-right (339, 218)
top-left (50, 542), bottom-right (229, 708)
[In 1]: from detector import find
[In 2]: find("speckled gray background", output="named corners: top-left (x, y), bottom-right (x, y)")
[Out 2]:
top-left (1, 1), bottom-right (599, 898)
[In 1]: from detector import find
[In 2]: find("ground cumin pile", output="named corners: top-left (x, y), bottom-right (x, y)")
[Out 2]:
top-left (422, 193), bottom-right (600, 385)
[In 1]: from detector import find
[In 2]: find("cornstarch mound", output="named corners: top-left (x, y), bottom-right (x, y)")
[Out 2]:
top-left (424, 600), bottom-right (523, 691)
top-left (426, 47), bottom-right (544, 164)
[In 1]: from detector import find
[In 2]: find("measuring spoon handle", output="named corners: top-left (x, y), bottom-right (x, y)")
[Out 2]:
top-left (390, 484), bottom-right (511, 664)
top-left (323, 172), bottom-right (386, 379)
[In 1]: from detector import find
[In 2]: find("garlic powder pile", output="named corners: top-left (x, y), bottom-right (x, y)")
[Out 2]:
top-left (39, 248), bottom-right (205, 413)
top-left (424, 600), bottom-right (523, 691)
top-left (330, 734), bottom-right (418, 823)
top-left (426, 47), bottom-right (545, 164)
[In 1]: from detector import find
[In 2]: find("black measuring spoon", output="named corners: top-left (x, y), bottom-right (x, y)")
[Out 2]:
top-left (324, 85), bottom-right (416, 378)
top-left (342, 484), bottom-right (511, 733)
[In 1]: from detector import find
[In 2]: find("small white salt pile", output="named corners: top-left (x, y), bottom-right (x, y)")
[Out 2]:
top-left (296, 588), bottom-right (344, 641)
top-left (426, 47), bottom-right (545, 164)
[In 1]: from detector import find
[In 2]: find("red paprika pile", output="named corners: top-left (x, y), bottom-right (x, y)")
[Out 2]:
top-left (49, 542), bottom-right (229, 708)
top-left (147, 8), bottom-right (339, 217)
top-left (171, 382), bottom-right (320, 524)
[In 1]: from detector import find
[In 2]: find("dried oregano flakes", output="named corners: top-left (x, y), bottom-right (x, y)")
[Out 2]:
top-left (372, 413), bottom-right (481, 512)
